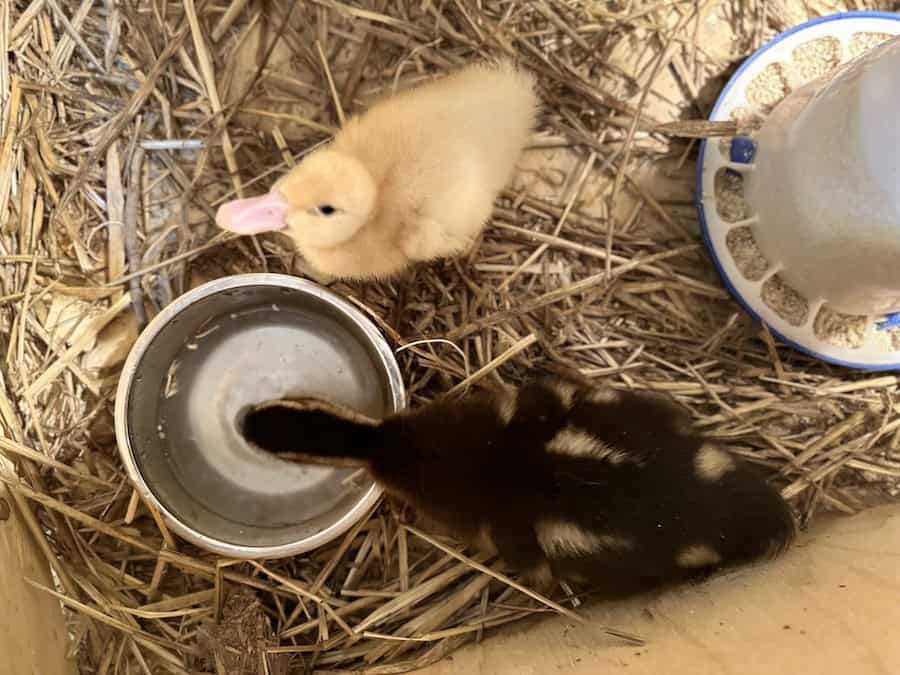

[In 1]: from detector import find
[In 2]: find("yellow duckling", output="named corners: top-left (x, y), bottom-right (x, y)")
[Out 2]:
top-left (216, 59), bottom-right (539, 280)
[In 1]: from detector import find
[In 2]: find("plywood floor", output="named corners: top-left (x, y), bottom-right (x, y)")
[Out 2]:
top-left (0, 485), bottom-right (76, 675)
top-left (423, 504), bottom-right (900, 675)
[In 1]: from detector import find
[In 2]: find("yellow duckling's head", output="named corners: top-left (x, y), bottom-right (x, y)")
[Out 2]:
top-left (216, 149), bottom-right (376, 250)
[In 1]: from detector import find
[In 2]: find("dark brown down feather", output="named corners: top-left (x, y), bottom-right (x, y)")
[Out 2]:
top-left (242, 376), bottom-right (796, 596)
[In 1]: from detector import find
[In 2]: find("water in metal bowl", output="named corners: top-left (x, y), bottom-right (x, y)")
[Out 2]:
top-left (115, 274), bottom-right (405, 558)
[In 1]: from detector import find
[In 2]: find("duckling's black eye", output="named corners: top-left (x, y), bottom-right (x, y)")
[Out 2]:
top-left (317, 205), bottom-right (336, 216)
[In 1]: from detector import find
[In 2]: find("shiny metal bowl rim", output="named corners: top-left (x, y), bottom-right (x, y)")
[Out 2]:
top-left (114, 273), bottom-right (405, 559)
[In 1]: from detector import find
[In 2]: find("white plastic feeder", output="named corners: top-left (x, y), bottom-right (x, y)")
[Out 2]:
top-left (698, 12), bottom-right (900, 369)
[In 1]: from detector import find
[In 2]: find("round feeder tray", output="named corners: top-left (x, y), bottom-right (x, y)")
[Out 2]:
top-left (697, 12), bottom-right (900, 369)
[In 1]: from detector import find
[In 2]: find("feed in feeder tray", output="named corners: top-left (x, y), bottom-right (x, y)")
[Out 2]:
top-left (726, 226), bottom-right (769, 282)
top-left (698, 12), bottom-right (900, 369)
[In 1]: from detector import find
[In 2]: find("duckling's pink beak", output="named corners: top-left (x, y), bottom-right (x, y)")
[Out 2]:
top-left (215, 190), bottom-right (289, 235)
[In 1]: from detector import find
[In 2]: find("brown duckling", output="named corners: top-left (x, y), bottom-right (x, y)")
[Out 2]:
top-left (240, 376), bottom-right (796, 597)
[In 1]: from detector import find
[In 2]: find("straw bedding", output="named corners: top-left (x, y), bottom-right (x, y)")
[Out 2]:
top-left (2, 0), bottom-right (899, 672)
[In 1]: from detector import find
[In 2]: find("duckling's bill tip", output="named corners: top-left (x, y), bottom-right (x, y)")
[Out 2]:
top-left (215, 190), bottom-right (289, 235)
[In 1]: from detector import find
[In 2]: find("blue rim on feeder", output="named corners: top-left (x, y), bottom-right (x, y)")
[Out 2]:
top-left (696, 11), bottom-right (900, 370)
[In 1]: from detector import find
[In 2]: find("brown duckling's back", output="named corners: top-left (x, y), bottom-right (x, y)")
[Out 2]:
top-left (242, 376), bottom-right (796, 596)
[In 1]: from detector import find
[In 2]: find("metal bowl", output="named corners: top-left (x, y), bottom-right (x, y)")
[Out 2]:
top-left (115, 273), bottom-right (405, 558)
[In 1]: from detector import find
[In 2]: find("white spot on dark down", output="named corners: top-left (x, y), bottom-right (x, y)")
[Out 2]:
top-left (546, 427), bottom-right (633, 465)
top-left (495, 387), bottom-right (517, 425)
top-left (550, 380), bottom-right (579, 408)
top-left (676, 544), bottom-right (722, 568)
top-left (695, 443), bottom-right (737, 481)
top-left (536, 520), bottom-right (634, 557)
top-left (587, 387), bottom-right (619, 404)
top-left (547, 427), bottom-right (604, 457)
